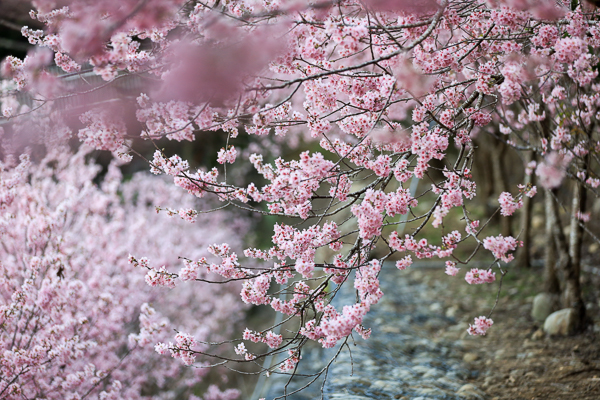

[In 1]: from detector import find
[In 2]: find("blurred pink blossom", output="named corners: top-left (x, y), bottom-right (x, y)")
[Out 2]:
top-left (157, 25), bottom-right (285, 105)
top-left (364, 0), bottom-right (439, 14)
top-left (536, 152), bottom-right (572, 189)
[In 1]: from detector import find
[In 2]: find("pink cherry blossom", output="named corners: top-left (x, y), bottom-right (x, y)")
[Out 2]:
top-left (4, 1), bottom-right (600, 395)
top-left (465, 268), bottom-right (496, 284)
top-left (445, 261), bottom-right (460, 276)
top-left (498, 192), bottom-right (523, 216)
top-left (468, 316), bottom-right (494, 336)
top-left (0, 148), bottom-right (247, 399)
top-left (396, 255), bottom-right (413, 270)
top-left (483, 235), bottom-right (520, 263)
top-left (536, 152), bottom-right (573, 189)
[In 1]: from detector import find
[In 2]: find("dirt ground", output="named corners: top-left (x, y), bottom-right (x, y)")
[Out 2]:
top-left (417, 265), bottom-right (600, 400)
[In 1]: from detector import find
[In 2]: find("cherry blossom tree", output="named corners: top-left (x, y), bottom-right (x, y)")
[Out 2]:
top-left (2, 0), bottom-right (600, 397)
top-left (0, 145), bottom-right (247, 399)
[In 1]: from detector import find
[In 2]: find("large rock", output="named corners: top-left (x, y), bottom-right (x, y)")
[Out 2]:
top-left (531, 293), bottom-right (559, 322)
top-left (543, 308), bottom-right (577, 336)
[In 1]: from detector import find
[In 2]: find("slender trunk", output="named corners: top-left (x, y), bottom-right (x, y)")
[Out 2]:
top-left (549, 188), bottom-right (586, 332)
top-left (567, 176), bottom-right (587, 324)
top-left (475, 137), bottom-right (496, 216)
top-left (515, 151), bottom-right (535, 268)
top-left (544, 189), bottom-right (561, 294)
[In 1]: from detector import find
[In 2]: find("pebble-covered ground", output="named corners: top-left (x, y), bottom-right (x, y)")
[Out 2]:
top-left (257, 261), bottom-right (600, 399)
top-left (259, 263), bottom-right (484, 400)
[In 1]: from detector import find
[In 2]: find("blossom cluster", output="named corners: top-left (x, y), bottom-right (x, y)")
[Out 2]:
top-left (2, 0), bottom-right (600, 392)
top-left (468, 316), bottom-right (494, 336)
top-left (483, 235), bottom-right (521, 263)
top-left (465, 268), bottom-right (496, 285)
top-left (0, 148), bottom-right (246, 399)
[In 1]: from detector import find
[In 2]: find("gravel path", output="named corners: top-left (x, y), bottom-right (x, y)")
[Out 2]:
top-left (258, 263), bottom-right (485, 400)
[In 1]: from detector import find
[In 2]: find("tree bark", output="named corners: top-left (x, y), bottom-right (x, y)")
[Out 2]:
top-left (544, 189), bottom-right (561, 294)
top-left (567, 176), bottom-right (587, 325)
top-left (548, 188), bottom-right (586, 332)
top-left (515, 151), bottom-right (535, 268)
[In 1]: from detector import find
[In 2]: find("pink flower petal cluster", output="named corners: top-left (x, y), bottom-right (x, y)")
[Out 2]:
top-left (498, 192), bottom-right (523, 216)
top-left (7, 0), bottom-right (600, 391)
top-left (536, 152), bottom-right (573, 189)
top-left (280, 350), bottom-right (301, 372)
top-left (241, 329), bottom-right (283, 349)
top-left (483, 234), bottom-right (519, 263)
top-left (396, 255), bottom-right (413, 270)
top-left (270, 222), bottom-right (341, 278)
top-left (554, 37), bottom-right (586, 64)
top-left (354, 260), bottom-right (384, 305)
top-left (248, 151), bottom-right (340, 219)
top-left (217, 146), bottom-right (238, 164)
top-left (445, 261), bottom-right (460, 276)
top-left (411, 125), bottom-right (449, 178)
top-left (320, 303), bottom-right (370, 348)
top-left (465, 268), bottom-right (496, 284)
top-left (207, 243), bottom-right (245, 279)
top-left (0, 148), bottom-right (247, 398)
top-left (352, 188), bottom-right (417, 240)
top-left (468, 316), bottom-right (494, 336)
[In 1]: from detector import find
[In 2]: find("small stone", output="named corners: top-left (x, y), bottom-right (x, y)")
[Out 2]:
top-left (531, 329), bottom-right (544, 341)
top-left (362, 359), bottom-right (376, 367)
top-left (463, 352), bottom-right (479, 363)
top-left (412, 271), bottom-right (424, 280)
top-left (422, 368), bottom-right (442, 379)
top-left (449, 322), bottom-right (469, 332)
top-left (524, 371), bottom-right (539, 379)
top-left (457, 383), bottom-right (484, 399)
top-left (370, 380), bottom-right (388, 389)
top-left (531, 293), bottom-right (559, 322)
top-left (411, 365), bottom-right (430, 375)
top-left (482, 376), bottom-right (496, 388)
top-left (370, 379), bottom-right (400, 392)
top-left (391, 367), bottom-right (415, 381)
top-left (436, 377), bottom-right (461, 390)
top-left (494, 349), bottom-right (507, 360)
top-left (380, 325), bottom-right (401, 333)
top-left (413, 388), bottom-right (445, 396)
top-left (543, 308), bottom-right (577, 336)
top-left (509, 369), bottom-right (525, 379)
top-left (429, 302), bottom-right (442, 313)
top-left (424, 319), bottom-right (445, 331)
top-left (445, 305), bottom-right (459, 318)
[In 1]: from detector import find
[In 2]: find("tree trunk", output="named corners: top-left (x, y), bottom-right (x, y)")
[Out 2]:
top-left (475, 137), bottom-right (496, 216)
top-left (544, 189), bottom-right (561, 294)
top-left (515, 151), bottom-right (535, 268)
top-left (567, 177), bottom-right (587, 325)
top-left (548, 188), bottom-right (586, 332)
